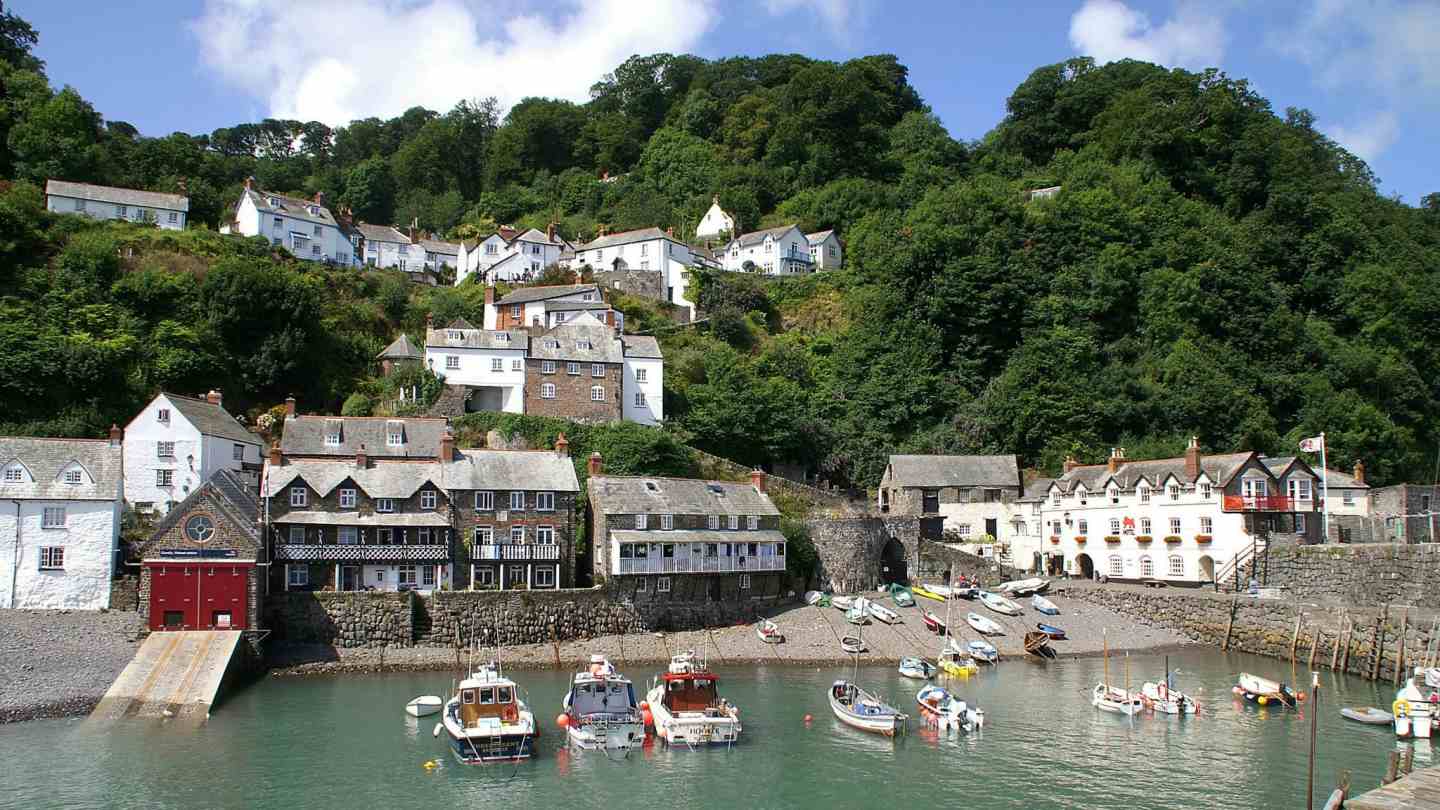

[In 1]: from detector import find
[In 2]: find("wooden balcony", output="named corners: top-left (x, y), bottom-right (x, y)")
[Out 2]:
top-left (1222, 495), bottom-right (1306, 512)
top-left (275, 544), bottom-right (448, 561)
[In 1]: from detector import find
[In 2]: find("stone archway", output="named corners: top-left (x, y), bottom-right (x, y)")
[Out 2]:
top-left (1198, 554), bottom-right (1215, 583)
top-left (879, 536), bottom-right (908, 585)
top-left (1075, 553), bottom-right (1094, 580)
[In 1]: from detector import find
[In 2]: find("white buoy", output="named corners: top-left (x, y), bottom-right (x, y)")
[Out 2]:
top-left (432, 722), bottom-right (442, 738)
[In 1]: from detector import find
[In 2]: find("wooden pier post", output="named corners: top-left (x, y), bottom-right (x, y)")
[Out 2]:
top-left (1383, 751), bottom-right (1400, 785)
top-left (1291, 614), bottom-right (1303, 665)
top-left (1222, 596), bottom-right (1238, 652)
top-left (1308, 630), bottom-right (1320, 669)
top-left (1395, 611), bottom-right (1408, 687)
top-left (1341, 619), bottom-right (1353, 674)
top-left (1330, 613), bottom-right (1343, 671)
top-left (1370, 606), bottom-right (1388, 682)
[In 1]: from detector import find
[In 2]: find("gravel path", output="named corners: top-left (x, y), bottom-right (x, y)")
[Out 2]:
top-left (268, 590), bottom-right (1194, 676)
top-left (0, 610), bottom-right (144, 723)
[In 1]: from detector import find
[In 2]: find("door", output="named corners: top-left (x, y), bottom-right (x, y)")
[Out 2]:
top-left (149, 563), bottom-right (250, 630)
top-left (880, 537), bottom-right (908, 585)
top-left (340, 566), bottom-right (361, 592)
top-left (985, 518), bottom-right (998, 540)
top-left (148, 564), bottom-right (198, 631)
top-left (922, 489), bottom-right (940, 513)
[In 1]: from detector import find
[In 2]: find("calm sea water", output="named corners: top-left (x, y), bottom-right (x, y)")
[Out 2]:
top-left (0, 650), bottom-right (1422, 809)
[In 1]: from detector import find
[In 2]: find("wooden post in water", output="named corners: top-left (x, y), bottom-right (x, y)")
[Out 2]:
top-left (1383, 751), bottom-right (1400, 785)
top-left (1394, 611), bottom-right (1408, 687)
top-left (1306, 671), bottom-right (1319, 810)
top-left (1371, 606), bottom-right (1388, 682)
top-left (1291, 613), bottom-right (1303, 665)
top-left (1309, 630), bottom-right (1320, 669)
top-left (1341, 619), bottom-right (1353, 674)
top-left (1330, 613), bottom-right (1343, 671)
top-left (1222, 597), bottom-right (1238, 652)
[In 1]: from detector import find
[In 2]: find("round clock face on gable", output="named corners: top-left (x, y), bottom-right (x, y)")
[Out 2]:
top-left (185, 515), bottom-right (215, 544)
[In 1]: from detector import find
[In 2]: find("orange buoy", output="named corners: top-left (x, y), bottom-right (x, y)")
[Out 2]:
top-left (638, 700), bottom-right (649, 710)
top-left (804, 714), bottom-right (813, 723)
top-left (1297, 692), bottom-right (1307, 702)
top-left (556, 713), bottom-right (570, 729)
top-left (641, 708), bottom-right (654, 727)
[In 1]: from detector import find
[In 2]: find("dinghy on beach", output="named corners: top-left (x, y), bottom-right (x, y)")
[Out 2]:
top-left (756, 618), bottom-right (784, 644)
top-left (912, 584), bottom-right (947, 602)
top-left (1031, 595), bottom-right (1060, 615)
top-left (966, 612), bottom-right (1004, 636)
top-left (968, 640), bottom-right (998, 664)
top-left (923, 610), bottom-right (947, 634)
top-left (1036, 622), bottom-right (1066, 640)
top-left (899, 657), bottom-right (936, 680)
top-left (979, 591), bottom-right (1023, 616)
top-left (888, 584), bottom-right (916, 608)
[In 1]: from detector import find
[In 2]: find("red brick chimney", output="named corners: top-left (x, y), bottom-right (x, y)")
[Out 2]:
top-left (206, 389), bottom-right (222, 406)
top-left (356, 444), bottom-right (368, 469)
top-left (177, 177), bottom-right (188, 195)
top-left (284, 395), bottom-right (296, 418)
top-left (666, 226), bottom-right (674, 237)
top-left (484, 287), bottom-right (494, 306)
top-left (1184, 436), bottom-right (1202, 479)
top-left (1063, 455), bottom-right (1079, 474)
top-left (546, 222), bottom-right (556, 242)
top-left (588, 452), bottom-right (603, 477)
top-left (1107, 447), bottom-right (1125, 474)
top-left (312, 191), bottom-right (325, 205)
top-left (108, 424), bottom-right (122, 447)
top-left (441, 428), bottom-right (455, 461)
top-left (750, 469), bottom-right (767, 493)
top-left (269, 443), bottom-right (282, 466)
top-left (1353, 459), bottom-right (1366, 485)
top-left (555, 432), bottom-right (570, 457)
top-left (243, 176), bottom-right (254, 190)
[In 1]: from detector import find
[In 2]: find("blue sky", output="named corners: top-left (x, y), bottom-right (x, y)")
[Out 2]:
top-left (19, 0), bottom-right (1440, 203)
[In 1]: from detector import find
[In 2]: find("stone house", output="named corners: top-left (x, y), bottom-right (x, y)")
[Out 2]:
top-left (588, 455), bottom-right (788, 603)
top-left (46, 179), bottom-right (189, 230)
top-left (1372, 483), bottom-right (1440, 544)
top-left (278, 406), bottom-right (449, 460)
top-left (123, 390), bottom-right (264, 516)
top-left (1263, 459), bottom-right (1370, 543)
top-left (0, 431), bottom-right (124, 610)
top-left (376, 334), bottom-right (424, 377)
top-left (877, 454), bottom-right (1024, 545)
top-left (525, 315), bottom-right (626, 423)
top-left (138, 469), bottom-right (264, 631)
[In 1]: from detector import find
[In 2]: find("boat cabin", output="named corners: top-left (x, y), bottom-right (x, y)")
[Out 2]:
top-left (661, 670), bottom-right (720, 713)
top-left (458, 674), bottom-right (519, 728)
top-left (569, 678), bottom-right (637, 719)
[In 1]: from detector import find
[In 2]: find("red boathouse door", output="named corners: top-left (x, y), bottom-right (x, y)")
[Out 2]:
top-left (146, 562), bottom-right (251, 631)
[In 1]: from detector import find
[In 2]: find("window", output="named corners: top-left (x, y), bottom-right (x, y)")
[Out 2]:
top-left (339, 488), bottom-right (357, 508)
top-left (474, 567), bottom-right (495, 587)
top-left (398, 565), bottom-right (418, 587)
top-left (636, 514), bottom-right (648, 530)
top-left (1168, 555), bottom-right (1185, 577)
top-left (511, 359), bottom-right (522, 371)
top-left (422, 566), bottom-right (436, 587)
top-left (1343, 490), bottom-right (1355, 506)
top-left (1109, 518), bottom-right (1121, 533)
top-left (1108, 555), bottom-right (1123, 576)
top-left (168, 212), bottom-right (178, 224)
top-left (312, 245), bottom-right (321, 256)
top-left (41, 507), bottom-right (65, 529)
top-left (510, 526), bottom-right (525, 543)
top-left (156, 441), bottom-right (175, 458)
top-left (1200, 482), bottom-right (1213, 499)
top-left (541, 361), bottom-right (556, 374)
top-left (1425, 495), bottom-right (1433, 512)
top-left (636, 368), bottom-right (648, 383)
top-left (536, 492), bottom-right (554, 511)
top-left (1288, 479), bottom-right (1313, 501)
top-left (3, 467), bottom-right (22, 483)
top-left (660, 514), bottom-right (673, 530)
top-left (135, 502), bottom-right (154, 514)
top-left (289, 526), bottom-right (305, 544)
top-left (540, 383), bottom-right (556, 399)
top-left (747, 515), bottom-right (759, 530)
top-left (634, 392), bottom-right (647, 407)
top-left (567, 362), bottom-right (580, 375)
top-left (446, 356), bottom-right (459, 370)
top-left (1078, 519), bottom-right (1088, 535)
top-left (63, 470), bottom-right (81, 485)
top-left (232, 443), bottom-right (244, 462)
top-left (475, 491), bottom-right (493, 511)
top-left (957, 524), bottom-right (972, 537)
top-left (1169, 517), bottom-right (1182, 534)
top-left (636, 576), bottom-right (648, 593)
top-left (75, 199), bottom-right (86, 212)
top-left (1168, 485), bottom-right (1180, 501)
top-left (157, 469), bottom-right (174, 487)
top-left (1051, 491), bottom-right (1061, 506)
top-left (376, 499), bottom-right (395, 513)
top-left (1200, 516), bottom-right (1213, 534)
top-left (1109, 488), bottom-right (1119, 505)
top-left (1077, 487), bottom-right (1087, 506)
top-left (592, 364), bottom-right (605, 378)
top-left (1295, 514), bottom-right (1307, 534)
top-left (1141, 518), bottom-right (1152, 535)
top-left (421, 490), bottom-right (437, 509)
top-left (537, 525), bottom-right (555, 544)
top-left (577, 340), bottom-right (592, 350)
top-left (510, 304), bottom-right (521, 317)
top-left (472, 526), bottom-right (494, 546)
top-left (535, 567), bottom-right (556, 587)
top-left (114, 204), bottom-right (127, 218)
top-left (728, 515), bottom-right (739, 530)
top-left (510, 491), bottom-right (525, 511)
top-left (491, 358), bottom-right (503, 373)
top-left (657, 577), bottom-right (671, 593)
top-left (387, 426), bottom-right (404, 446)
top-left (1139, 556), bottom-right (1154, 577)
top-left (288, 565), bottom-right (308, 587)
top-left (739, 574), bottom-right (751, 590)
top-left (708, 515), bottom-right (719, 530)
top-left (1139, 486), bottom-right (1150, 504)
top-left (591, 386), bottom-right (605, 401)
top-left (339, 527), bottom-right (359, 545)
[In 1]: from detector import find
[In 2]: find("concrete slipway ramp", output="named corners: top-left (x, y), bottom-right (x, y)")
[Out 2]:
top-left (90, 631), bottom-right (242, 721)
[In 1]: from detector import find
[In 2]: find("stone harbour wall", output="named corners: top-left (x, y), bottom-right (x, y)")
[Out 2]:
top-left (264, 592), bottom-right (415, 648)
top-left (1237, 543), bottom-right (1440, 608)
top-left (806, 515), bottom-right (887, 592)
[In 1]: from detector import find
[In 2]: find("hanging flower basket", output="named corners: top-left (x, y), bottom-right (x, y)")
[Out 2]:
top-left (1049, 535), bottom-right (1061, 545)
top-left (1164, 535), bottom-right (1183, 544)
top-left (1195, 534), bottom-right (1213, 544)
top-left (1104, 535), bottom-right (1121, 544)
top-left (1075, 536), bottom-right (1087, 545)
top-left (1135, 535), bottom-right (1153, 544)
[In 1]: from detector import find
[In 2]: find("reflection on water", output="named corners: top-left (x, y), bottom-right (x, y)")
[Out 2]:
top-left (0, 650), bottom-right (1420, 809)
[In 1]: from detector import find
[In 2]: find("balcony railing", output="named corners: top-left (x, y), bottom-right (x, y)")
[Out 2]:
top-left (615, 555), bottom-right (786, 575)
top-left (474, 544), bottom-right (560, 561)
top-left (275, 544), bottom-right (448, 561)
top-left (1222, 495), bottom-right (1307, 512)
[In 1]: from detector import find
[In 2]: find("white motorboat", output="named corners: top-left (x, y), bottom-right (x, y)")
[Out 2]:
top-left (756, 618), bottom-right (784, 644)
top-left (832, 595), bottom-right (855, 611)
top-left (1234, 672), bottom-right (1298, 706)
top-left (868, 601), bottom-right (902, 624)
top-left (441, 664), bottom-right (537, 763)
top-left (829, 679), bottom-right (906, 736)
top-left (1394, 678), bottom-right (1434, 739)
top-left (916, 683), bottom-right (984, 732)
top-left (406, 694), bottom-right (444, 717)
top-left (898, 657), bottom-right (936, 679)
top-left (999, 577), bottom-right (1049, 596)
top-left (1093, 683), bottom-right (1145, 715)
top-left (645, 651), bottom-right (741, 747)
top-left (562, 655), bottom-right (645, 751)
top-left (1031, 595), bottom-right (1060, 616)
top-left (979, 591), bottom-right (1023, 616)
top-left (966, 612), bottom-right (1004, 636)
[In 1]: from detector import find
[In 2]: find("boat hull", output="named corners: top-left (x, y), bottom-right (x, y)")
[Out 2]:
top-left (980, 593), bottom-right (1023, 616)
top-left (1092, 684), bottom-right (1144, 716)
top-left (1340, 707), bottom-right (1393, 726)
top-left (406, 695), bottom-right (444, 717)
top-left (566, 720), bottom-right (646, 750)
top-left (966, 613), bottom-right (1004, 636)
top-left (442, 701), bottom-right (537, 763)
top-left (829, 683), bottom-right (905, 736)
top-left (646, 702), bottom-right (741, 747)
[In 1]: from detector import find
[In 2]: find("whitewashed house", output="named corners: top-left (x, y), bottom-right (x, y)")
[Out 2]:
top-left (357, 223), bottom-right (412, 270)
top-left (620, 334), bottom-right (664, 425)
top-left (0, 432), bottom-right (124, 609)
top-left (222, 178), bottom-right (355, 265)
top-left (574, 227), bottom-right (697, 315)
top-left (45, 180), bottom-right (188, 230)
top-left (455, 226), bottom-right (566, 286)
top-left (123, 391), bottom-right (264, 516)
top-left (425, 319), bottom-right (530, 414)
top-left (1018, 442), bottom-right (1321, 586)
top-left (807, 230), bottom-right (843, 270)
top-left (721, 224), bottom-right (814, 275)
top-left (482, 284), bottom-right (620, 331)
top-left (420, 238), bottom-right (460, 279)
top-left (695, 197), bottom-right (735, 241)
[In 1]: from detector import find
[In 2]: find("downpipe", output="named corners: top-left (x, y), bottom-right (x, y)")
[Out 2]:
top-left (7, 500), bottom-right (19, 609)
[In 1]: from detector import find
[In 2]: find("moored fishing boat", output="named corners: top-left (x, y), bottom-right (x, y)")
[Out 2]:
top-left (968, 640), bottom-right (998, 664)
top-left (1092, 683), bottom-right (1144, 715)
top-left (1141, 658), bottom-right (1197, 715)
top-left (561, 655), bottom-right (645, 751)
top-left (1036, 622), bottom-right (1066, 640)
top-left (923, 610), bottom-right (947, 634)
top-left (1394, 677), bottom-right (1434, 739)
top-left (756, 618), bottom-right (784, 644)
top-left (645, 651), bottom-right (741, 747)
top-left (966, 612), bottom-right (1004, 636)
top-left (916, 684), bottom-right (983, 732)
top-left (1031, 595), bottom-right (1060, 615)
top-left (829, 680), bottom-right (907, 736)
top-left (912, 584), bottom-right (947, 602)
top-left (899, 657), bottom-right (936, 679)
top-left (979, 591), bottom-right (1023, 616)
top-left (1234, 672), bottom-right (1300, 707)
top-left (442, 663), bottom-right (537, 763)
top-left (888, 584), bottom-right (916, 608)
top-left (868, 601), bottom-right (902, 624)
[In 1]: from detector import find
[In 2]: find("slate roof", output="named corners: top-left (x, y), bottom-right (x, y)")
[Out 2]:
top-left (730, 224), bottom-right (800, 248)
top-left (496, 284), bottom-right (599, 306)
top-left (263, 458), bottom-right (446, 499)
top-left (1019, 477), bottom-right (1057, 502)
top-left (244, 188), bottom-right (339, 229)
top-left (447, 318), bottom-right (476, 330)
top-left (279, 416), bottom-right (449, 459)
top-left (0, 437), bottom-right (122, 501)
top-left (529, 316), bottom-right (624, 363)
top-left (805, 230), bottom-right (835, 244)
top-left (511, 228), bottom-right (565, 247)
top-left (885, 455), bottom-right (1020, 489)
top-left (165, 393), bottom-right (263, 445)
top-left (443, 449), bottom-right (580, 492)
top-left (620, 335), bottom-right (662, 359)
top-left (547, 301), bottom-right (614, 313)
top-left (377, 333), bottom-right (424, 361)
top-left (578, 227), bottom-right (671, 252)
top-left (46, 180), bottom-right (189, 212)
top-left (1052, 452), bottom-right (1257, 493)
top-left (148, 469), bottom-right (260, 546)
top-left (419, 238), bottom-right (460, 256)
top-left (276, 510), bottom-right (451, 527)
top-left (590, 476), bottom-right (779, 517)
top-left (1261, 457), bottom-right (1368, 488)
top-left (356, 223), bottom-right (408, 243)
top-left (426, 327), bottom-right (527, 350)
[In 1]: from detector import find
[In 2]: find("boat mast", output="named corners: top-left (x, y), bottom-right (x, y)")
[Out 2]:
top-left (941, 572), bottom-right (954, 664)
top-left (1103, 627), bottom-right (1110, 687)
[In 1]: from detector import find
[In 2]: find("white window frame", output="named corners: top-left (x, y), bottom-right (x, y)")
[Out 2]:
top-left (534, 567), bottom-right (556, 587)
top-left (475, 491), bottom-right (493, 511)
top-left (591, 386), bottom-right (605, 402)
top-left (490, 358), bottom-right (503, 372)
top-left (657, 577), bottom-right (672, 593)
top-left (233, 443), bottom-right (245, 461)
top-left (41, 507), bottom-right (66, 529)
top-left (386, 429), bottom-right (403, 447)
top-left (474, 567), bottom-right (495, 588)
top-left (634, 392), bottom-right (646, 406)
top-left (1078, 519), bottom-right (1088, 535)
top-left (156, 441), bottom-right (175, 458)
top-left (1139, 485), bottom-right (1150, 504)
top-left (537, 525), bottom-right (555, 544)
top-left (376, 498), bottom-right (395, 513)
top-left (1169, 517), bottom-right (1182, 535)
top-left (728, 515), bottom-right (738, 530)
top-left (708, 515), bottom-right (719, 530)
top-left (747, 515), bottom-right (759, 530)
top-left (567, 362), bottom-right (580, 375)
top-left (156, 469), bottom-right (174, 487)
top-left (339, 488), bottom-right (357, 508)
top-left (446, 356), bottom-right (460, 370)
top-left (591, 363), bottom-right (605, 378)
top-left (474, 526), bottom-right (493, 544)
top-left (1168, 484), bottom-right (1180, 501)
top-left (536, 492), bottom-right (555, 512)
top-left (3, 467), bottom-right (22, 483)
top-left (1200, 482), bottom-right (1213, 499)
top-left (636, 368), bottom-right (647, 382)
top-left (63, 470), bottom-right (81, 485)
top-left (1295, 514), bottom-right (1307, 533)
top-left (636, 514), bottom-right (648, 530)
top-left (1168, 555), bottom-right (1185, 577)
top-left (739, 574), bottom-right (751, 590)
top-left (289, 526), bottom-right (306, 544)
top-left (510, 526), bottom-right (525, 543)
top-left (1108, 555), bottom-right (1124, 576)
top-left (511, 359), bottom-right (522, 371)
top-left (339, 526), bottom-right (359, 545)
top-left (1109, 518), bottom-right (1120, 534)
top-left (540, 383), bottom-right (556, 399)
top-left (509, 491), bottom-right (525, 511)
top-left (420, 490), bottom-right (437, 509)
top-left (287, 564), bottom-right (308, 587)
top-left (1141, 517), bottom-right (1152, 535)
top-left (660, 514), bottom-right (673, 530)
top-left (1139, 556), bottom-right (1154, 577)
top-left (1200, 516), bottom-right (1213, 534)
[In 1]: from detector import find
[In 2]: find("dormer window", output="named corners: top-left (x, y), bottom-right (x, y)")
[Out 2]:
top-left (545, 339), bottom-right (559, 349)
top-left (1051, 490), bottom-right (1061, 506)
top-left (1200, 482), bottom-right (1213, 499)
top-left (386, 422), bottom-right (404, 446)
top-left (267, 196), bottom-right (278, 206)
top-left (1109, 487), bottom-right (1119, 504)
top-left (63, 470), bottom-right (82, 485)
top-left (1139, 485), bottom-right (1150, 504)
top-left (494, 332), bottom-right (509, 343)
top-left (577, 340), bottom-right (592, 350)
top-left (308, 205), bottom-right (319, 215)
top-left (447, 330), bottom-right (462, 340)
top-left (4, 465), bottom-right (26, 483)
top-left (324, 431), bottom-right (341, 446)
top-left (582, 293), bottom-right (594, 301)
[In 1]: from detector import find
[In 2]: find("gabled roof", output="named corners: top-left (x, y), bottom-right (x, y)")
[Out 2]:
top-left (729, 224), bottom-right (801, 249)
top-left (243, 188), bottom-right (339, 229)
top-left (1055, 452), bottom-right (1257, 492)
top-left (529, 315), bottom-right (623, 363)
top-left (377, 333), bottom-right (424, 361)
top-left (444, 449), bottom-right (580, 492)
top-left (355, 223), bottom-right (408, 243)
top-left (496, 284), bottom-right (599, 306)
top-left (148, 469), bottom-right (260, 546)
top-left (447, 317), bottom-right (476, 330)
top-left (620, 334), bottom-right (662, 359)
top-left (163, 393), bottom-right (263, 445)
top-left (1262, 457), bottom-right (1368, 488)
top-left (590, 476), bottom-right (779, 517)
top-left (885, 455), bottom-right (1020, 489)
top-left (264, 458), bottom-right (445, 499)
top-left (46, 180), bottom-right (189, 212)
top-left (577, 227), bottom-right (672, 252)
top-left (1019, 477), bottom-right (1056, 502)
top-left (511, 228), bottom-right (565, 247)
top-left (0, 437), bottom-right (122, 501)
top-left (805, 230), bottom-right (836, 244)
top-left (426, 327), bottom-right (527, 350)
top-left (279, 416), bottom-right (449, 458)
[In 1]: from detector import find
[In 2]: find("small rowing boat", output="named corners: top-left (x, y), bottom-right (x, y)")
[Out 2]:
top-left (979, 591), bottom-right (1023, 616)
top-left (868, 601), bottom-right (902, 624)
top-left (1142, 658), bottom-right (1196, 715)
top-left (1093, 683), bottom-right (1144, 715)
top-left (912, 584), bottom-right (947, 602)
top-left (846, 602), bottom-right (870, 625)
top-left (999, 577), bottom-right (1049, 596)
top-left (832, 595), bottom-right (855, 610)
top-left (968, 640), bottom-right (998, 663)
top-left (829, 679), bottom-right (906, 736)
top-left (841, 635), bottom-right (866, 654)
top-left (923, 611), bottom-right (947, 634)
top-left (888, 584), bottom-right (916, 608)
top-left (1024, 631), bottom-right (1056, 659)
top-left (1341, 706), bottom-right (1393, 725)
top-left (939, 645), bottom-right (979, 676)
top-left (1234, 672), bottom-right (1299, 707)
top-left (805, 590), bottom-right (831, 607)
top-left (406, 695), bottom-right (444, 717)
top-left (899, 657), bottom-right (936, 679)
top-left (966, 612), bottom-right (1004, 636)
top-left (756, 618), bottom-right (784, 644)
top-left (1031, 595), bottom-right (1060, 615)
top-left (1037, 622), bottom-right (1066, 640)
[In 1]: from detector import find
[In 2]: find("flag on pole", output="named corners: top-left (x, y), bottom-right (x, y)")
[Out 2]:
top-left (1299, 436), bottom-right (1324, 453)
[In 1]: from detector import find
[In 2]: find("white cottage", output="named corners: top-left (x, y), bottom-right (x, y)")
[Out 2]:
top-left (574, 227), bottom-right (697, 315)
top-left (357, 223), bottom-right (413, 270)
top-left (482, 284), bottom-right (619, 331)
top-left (123, 391), bottom-right (264, 516)
top-left (222, 179), bottom-right (355, 265)
top-left (425, 319), bottom-right (530, 414)
top-left (721, 224), bottom-right (814, 275)
top-left (806, 230), bottom-right (843, 270)
top-left (46, 180), bottom-right (189, 230)
top-left (695, 197), bottom-right (735, 241)
top-left (455, 226), bottom-right (566, 286)
top-left (0, 432), bottom-right (124, 609)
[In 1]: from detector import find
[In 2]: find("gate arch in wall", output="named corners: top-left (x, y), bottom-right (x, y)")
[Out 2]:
top-left (1075, 553), bottom-right (1094, 579)
top-left (879, 536), bottom-right (907, 585)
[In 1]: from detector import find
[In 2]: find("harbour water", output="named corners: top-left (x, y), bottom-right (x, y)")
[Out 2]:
top-left (0, 649), bottom-right (1423, 809)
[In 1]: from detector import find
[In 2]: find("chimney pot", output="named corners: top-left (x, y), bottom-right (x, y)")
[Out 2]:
top-left (484, 286), bottom-right (494, 307)
top-left (1062, 455), bottom-right (1079, 474)
top-left (441, 428), bottom-right (455, 461)
top-left (269, 443), bottom-right (282, 466)
top-left (587, 452), bottom-right (603, 477)
top-left (750, 468), bottom-right (767, 493)
top-left (244, 176), bottom-right (254, 190)
top-left (284, 395), bottom-right (296, 418)
top-left (356, 444), bottom-right (368, 469)
top-left (546, 222), bottom-right (556, 241)
top-left (1353, 459), bottom-right (1366, 485)
top-left (555, 432), bottom-right (570, 457)
top-left (313, 191), bottom-right (325, 205)
top-left (426, 312), bottom-right (434, 329)
top-left (666, 226), bottom-right (674, 237)
top-left (206, 389), bottom-right (222, 406)
top-left (108, 424), bottom-right (122, 447)
top-left (1184, 436), bottom-right (1202, 479)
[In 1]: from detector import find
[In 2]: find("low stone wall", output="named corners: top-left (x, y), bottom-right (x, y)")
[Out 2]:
top-left (1062, 585), bottom-right (1436, 683)
top-left (109, 574), bottom-right (140, 612)
top-left (1224, 543), bottom-right (1440, 608)
top-left (806, 515), bottom-right (887, 593)
top-left (420, 588), bottom-right (643, 647)
top-left (915, 544), bottom-right (1024, 586)
top-left (264, 592), bottom-right (415, 648)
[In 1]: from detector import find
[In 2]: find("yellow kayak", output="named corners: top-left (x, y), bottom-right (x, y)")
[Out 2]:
top-left (913, 585), bottom-right (948, 602)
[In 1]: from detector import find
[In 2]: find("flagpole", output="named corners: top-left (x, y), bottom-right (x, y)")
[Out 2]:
top-left (1320, 433), bottom-right (1330, 544)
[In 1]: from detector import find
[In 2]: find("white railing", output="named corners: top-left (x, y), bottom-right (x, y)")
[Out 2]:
top-left (615, 555), bottom-right (785, 575)
top-left (274, 544), bottom-right (448, 561)
top-left (474, 544), bottom-right (560, 561)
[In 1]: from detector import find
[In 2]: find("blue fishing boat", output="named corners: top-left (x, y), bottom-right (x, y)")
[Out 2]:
top-left (1037, 622), bottom-right (1066, 640)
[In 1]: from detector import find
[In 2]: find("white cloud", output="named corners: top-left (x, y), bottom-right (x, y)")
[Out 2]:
top-left (190, 0), bottom-right (720, 126)
top-left (1280, 1), bottom-right (1440, 94)
top-left (1068, 0), bottom-right (1227, 69)
top-left (765, 0), bottom-right (855, 34)
top-left (1325, 111), bottom-right (1399, 164)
